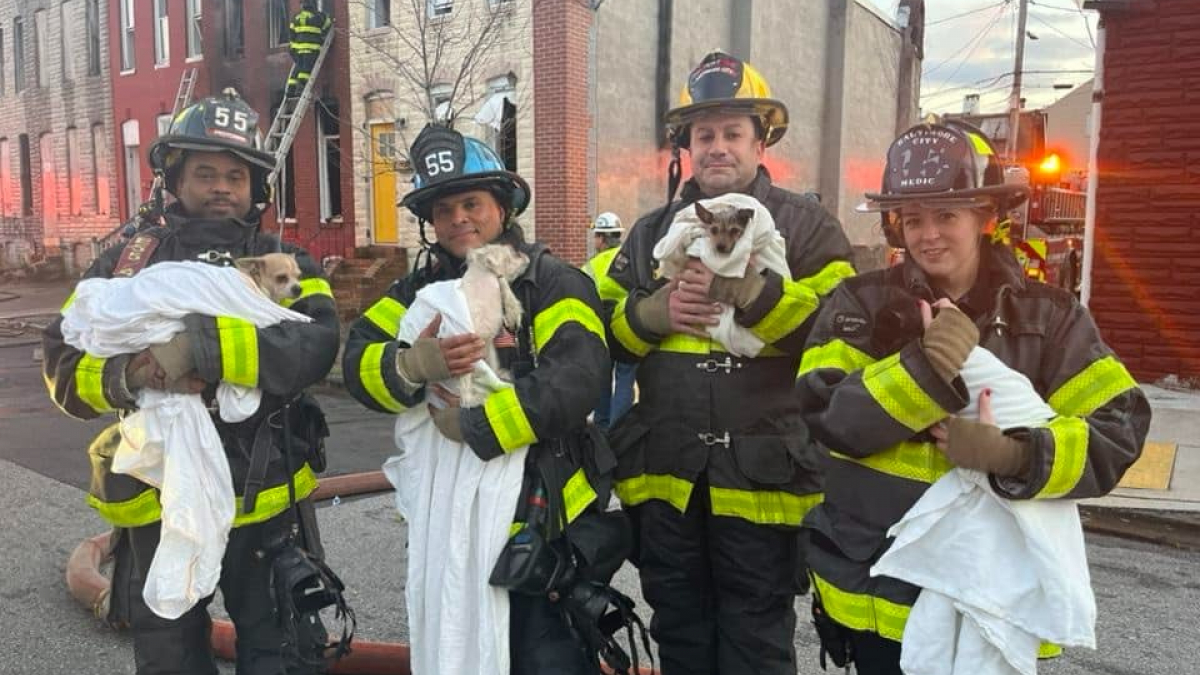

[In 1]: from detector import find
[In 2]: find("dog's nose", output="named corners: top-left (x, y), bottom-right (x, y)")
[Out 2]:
top-left (290, 284), bottom-right (302, 298)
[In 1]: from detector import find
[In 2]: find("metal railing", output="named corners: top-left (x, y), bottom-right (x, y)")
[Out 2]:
top-left (1040, 188), bottom-right (1086, 225)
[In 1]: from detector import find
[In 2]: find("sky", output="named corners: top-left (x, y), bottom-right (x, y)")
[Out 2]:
top-left (867, 0), bottom-right (1098, 115)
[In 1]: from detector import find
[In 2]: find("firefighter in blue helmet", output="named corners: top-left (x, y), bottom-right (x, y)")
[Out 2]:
top-left (342, 125), bottom-right (642, 674)
top-left (42, 89), bottom-right (345, 674)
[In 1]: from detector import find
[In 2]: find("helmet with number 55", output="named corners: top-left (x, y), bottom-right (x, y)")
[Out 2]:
top-left (400, 124), bottom-right (530, 225)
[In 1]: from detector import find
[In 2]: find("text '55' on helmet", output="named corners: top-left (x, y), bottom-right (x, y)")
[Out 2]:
top-left (147, 88), bottom-right (276, 204)
top-left (400, 124), bottom-right (530, 223)
top-left (664, 51), bottom-right (789, 149)
top-left (859, 119), bottom-right (1030, 248)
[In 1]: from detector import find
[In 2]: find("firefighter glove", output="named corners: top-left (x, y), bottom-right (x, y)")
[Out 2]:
top-left (124, 351), bottom-right (158, 393)
top-left (941, 416), bottom-right (1033, 478)
top-left (921, 306), bottom-right (979, 383)
top-left (396, 337), bottom-right (452, 385)
top-left (430, 405), bottom-right (464, 443)
top-left (149, 333), bottom-right (196, 384)
top-left (633, 284), bottom-right (673, 337)
top-left (708, 271), bottom-right (767, 309)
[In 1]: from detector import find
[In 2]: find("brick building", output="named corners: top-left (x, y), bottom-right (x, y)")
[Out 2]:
top-left (1083, 0), bottom-right (1200, 381)
top-left (109, 0), bottom-right (355, 266)
top-left (0, 0), bottom-right (119, 273)
top-left (348, 0), bottom-right (922, 267)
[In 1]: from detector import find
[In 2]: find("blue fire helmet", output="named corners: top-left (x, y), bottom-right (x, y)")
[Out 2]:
top-left (400, 124), bottom-right (530, 223)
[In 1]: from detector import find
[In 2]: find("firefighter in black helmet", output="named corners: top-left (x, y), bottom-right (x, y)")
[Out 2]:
top-left (595, 51), bottom-right (855, 675)
top-left (795, 119), bottom-right (1149, 674)
top-left (42, 89), bottom-right (346, 675)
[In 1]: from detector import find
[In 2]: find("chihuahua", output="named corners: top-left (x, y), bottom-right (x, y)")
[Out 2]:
top-left (695, 202), bottom-right (755, 255)
top-left (458, 244), bottom-right (530, 407)
top-left (234, 252), bottom-right (304, 304)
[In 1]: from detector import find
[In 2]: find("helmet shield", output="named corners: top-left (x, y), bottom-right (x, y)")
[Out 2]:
top-left (664, 51), bottom-right (789, 148)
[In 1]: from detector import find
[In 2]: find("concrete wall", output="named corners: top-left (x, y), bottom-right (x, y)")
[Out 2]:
top-left (0, 0), bottom-right (118, 270)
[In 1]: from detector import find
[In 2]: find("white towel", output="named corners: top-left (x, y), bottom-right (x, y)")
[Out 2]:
top-left (383, 278), bottom-right (527, 675)
top-left (61, 261), bottom-right (312, 619)
top-left (871, 347), bottom-right (1095, 675)
top-left (652, 193), bottom-right (789, 356)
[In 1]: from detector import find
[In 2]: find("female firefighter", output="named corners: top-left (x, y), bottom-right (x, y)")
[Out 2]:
top-left (794, 120), bottom-right (1151, 674)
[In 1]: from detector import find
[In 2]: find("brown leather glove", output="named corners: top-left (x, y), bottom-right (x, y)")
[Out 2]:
top-left (921, 307), bottom-right (979, 383)
top-left (124, 351), bottom-right (160, 392)
top-left (430, 405), bottom-right (465, 443)
top-left (149, 333), bottom-right (196, 384)
top-left (941, 417), bottom-right (1033, 478)
top-left (633, 284), bottom-right (673, 336)
top-left (708, 272), bottom-right (767, 309)
top-left (396, 337), bottom-right (452, 384)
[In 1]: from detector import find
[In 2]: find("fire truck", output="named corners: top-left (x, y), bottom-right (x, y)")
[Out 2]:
top-left (945, 109), bottom-right (1087, 293)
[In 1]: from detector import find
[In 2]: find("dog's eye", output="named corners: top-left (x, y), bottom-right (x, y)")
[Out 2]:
top-left (275, 274), bottom-right (288, 283)
top-left (710, 226), bottom-right (719, 235)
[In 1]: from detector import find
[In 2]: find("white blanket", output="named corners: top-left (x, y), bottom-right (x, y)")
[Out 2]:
top-left (871, 347), bottom-right (1096, 675)
top-left (382, 278), bottom-right (527, 675)
top-left (652, 193), bottom-right (789, 356)
top-left (60, 261), bottom-right (311, 619)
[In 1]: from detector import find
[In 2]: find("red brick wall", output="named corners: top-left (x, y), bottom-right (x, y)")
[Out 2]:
top-left (533, 0), bottom-right (593, 266)
top-left (1090, 0), bottom-right (1200, 381)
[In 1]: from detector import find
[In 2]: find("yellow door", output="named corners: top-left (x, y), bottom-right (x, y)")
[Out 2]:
top-left (371, 123), bottom-right (398, 244)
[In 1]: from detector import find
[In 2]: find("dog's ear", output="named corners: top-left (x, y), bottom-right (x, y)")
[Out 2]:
top-left (735, 208), bottom-right (755, 226)
top-left (694, 202), bottom-right (713, 224)
top-left (235, 257), bottom-right (265, 279)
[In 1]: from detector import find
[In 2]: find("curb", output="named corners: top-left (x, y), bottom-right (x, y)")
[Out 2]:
top-left (1079, 505), bottom-right (1200, 551)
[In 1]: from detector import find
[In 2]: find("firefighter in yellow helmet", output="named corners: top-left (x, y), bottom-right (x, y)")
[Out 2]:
top-left (597, 51), bottom-right (855, 674)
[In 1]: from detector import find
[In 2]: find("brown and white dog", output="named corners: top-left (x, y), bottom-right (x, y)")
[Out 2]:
top-left (234, 253), bottom-right (304, 304)
top-left (459, 244), bottom-right (529, 407)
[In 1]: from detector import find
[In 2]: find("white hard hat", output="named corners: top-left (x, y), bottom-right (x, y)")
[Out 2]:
top-left (592, 212), bottom-right (623, 234)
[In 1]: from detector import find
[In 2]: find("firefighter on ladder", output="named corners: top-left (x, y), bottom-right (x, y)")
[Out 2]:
top-left (287, 0), bottom-right (332, 98)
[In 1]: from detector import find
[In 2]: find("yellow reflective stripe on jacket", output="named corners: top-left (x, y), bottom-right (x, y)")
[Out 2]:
top-left (280, 277), bottom-right (333, 308)
top-left (533, 298), bottom-right (606, 353)
top-left (709, 486), bottom-right (822, 526)
top-left (75, 354), bottom-right (113, 414)
top-left (483, 386), bottom-right (537, 452)
top-left (233, 465), bottom-right (319, 526)
top-left (585, 249), bottom-right (628, 304)
top-left (1039, 643), bottom-right (1063, 659)
top-left (831, 441), bottom-right (954, 484)
top-left (749, 260), bottom-right (854, 344)
top-left (798, 338), bottom-right (876, 376)
top-left (812, 571), bottom-right (909, 641)
top-left (1048, 355), bottom-right (1137, 417)
top-left (359, 342), bottom-right (405, 413)
top-left (86, 488), bottom-right (162, 527)
top-left (611, 297), bottom-right (653, 357)
top-left (217, 316), bottom-right (258, 388)
top-left (614, 473), bottom-right (693, 513)
top-left (61, 290), bottom-right (77, 312)
top-left (563, 468), bottom-right (598, 524)
top-left (660, 334), bottom-right (723, 354)
top-left (1037, 416), bottom-right (1089, 498)
top-left (87, 465), bottom-right (317, 528)
top-left (862, 353), bottom-right (945, 432)
top-left (363, 297), bottom-right (406, 337)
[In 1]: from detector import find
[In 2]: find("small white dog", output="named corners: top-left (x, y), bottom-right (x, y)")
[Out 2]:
top-left (234, 252), bottom-right (304, 304)
top-left (458, 244), bottom-right (530, 407)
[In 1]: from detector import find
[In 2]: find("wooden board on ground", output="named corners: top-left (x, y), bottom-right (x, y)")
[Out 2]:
top-left (1118, 441), bottom-right (1177, 490)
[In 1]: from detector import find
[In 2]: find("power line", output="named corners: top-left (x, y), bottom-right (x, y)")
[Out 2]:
top-left (927, 2), bottom-right (1006, 27)
top-left (921, 69), bottom-right (1093, 102)
top-left (924, 2), bottom-right (1010, 76)
top-left (1028, 11), bottom-right (1095, 50)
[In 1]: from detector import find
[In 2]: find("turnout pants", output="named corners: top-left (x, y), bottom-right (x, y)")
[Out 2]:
top-left (108, 501), bottom-right (324, 675)
top-left (628, 475), bottom-right (800, 675)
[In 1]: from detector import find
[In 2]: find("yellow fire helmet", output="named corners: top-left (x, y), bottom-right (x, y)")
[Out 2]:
top-left (664, 51), bottom-right (789, 148)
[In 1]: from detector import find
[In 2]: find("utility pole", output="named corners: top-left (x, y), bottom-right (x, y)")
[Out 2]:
top-left (1006, 0), bottom-right (1030, 161)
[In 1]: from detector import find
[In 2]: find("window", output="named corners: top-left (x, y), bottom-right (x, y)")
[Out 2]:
top-left (18, 134), bottom-right (31, 215)
top-left (317, 99), bottom-right (342, 220)
top-left (430, 84), bottom-right (452, 122)
top-left (224, 0), bottom-right (244, 57)
top-left (428, 0), bottom-right (453, 18)
top-left (13, 18), bottom-right (23, 93)
top-left (61, 2), bottom-right (76, 81)
top-left (34, 10), bottom-right (48, 87)
top-left (0, 138), bottom-right (9, 215)
top-left (268, 0), bottom-right (288, 48)
top-left (121, 120), bottom-right (141, 217)
top-left (91, 123), bottom-right (109, 215)
top-left (66, 127), bottom-right (81, 215)
top-left (85, 0), bottom-right (100, 75)
top-left (186, 0), bottom-right (202, 59)
top-left (119, 0), bottom-right (135, 71)
top-left (0, 29), bottom-right (6, 94)
top-left (153, 0), bottom-right (169, 66)
top-left (156, 113), bottom-right (172, 137)
top-left (367, 0), bottom-right (391, 29)
top-left (39, 132), bottom-right (55, 221)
